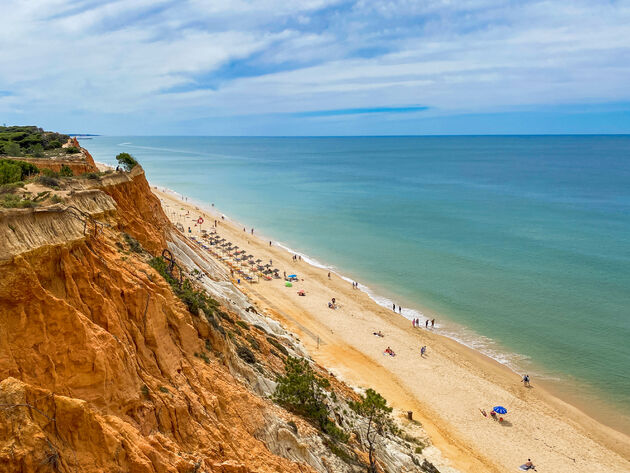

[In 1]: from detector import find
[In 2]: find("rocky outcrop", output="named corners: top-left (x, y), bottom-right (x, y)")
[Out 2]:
top-left (0, 144), bottom-right (435, 473)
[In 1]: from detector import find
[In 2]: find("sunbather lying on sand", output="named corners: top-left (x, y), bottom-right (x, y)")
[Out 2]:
top-left (384, 346), bottom-right (396, 356)
top-left (519, 459), bottom-right (537, 471)
top-left (373, 331), bottom-right (384, 337)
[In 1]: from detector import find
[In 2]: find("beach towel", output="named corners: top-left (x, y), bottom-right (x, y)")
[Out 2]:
top-left (519, 465), bottom-right (535, 471)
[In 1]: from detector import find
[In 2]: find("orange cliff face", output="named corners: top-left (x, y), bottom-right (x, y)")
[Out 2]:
top-left (0, 167), bottom-right (317, 473)
top-left (0, 160), bottom-right (437, 473)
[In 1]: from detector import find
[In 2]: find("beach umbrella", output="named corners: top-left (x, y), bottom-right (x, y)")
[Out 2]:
top-left (288, 274), bottom-right (297, 278)
top-left (493, 406), bottom-right (507, 414)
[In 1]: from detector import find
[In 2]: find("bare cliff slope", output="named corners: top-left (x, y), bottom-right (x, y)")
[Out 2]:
top-left (0, 145), bottom-right (437, 473)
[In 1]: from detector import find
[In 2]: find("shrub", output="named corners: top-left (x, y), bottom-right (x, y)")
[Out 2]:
top-left (246, 334), bottom-right (260, 351)
top-left (84, 172), bottom-right (100, 180)
top-left (350, 389), bottom-right (394, 473)
top-left (0, 159), bottom-right (38, 183)
top-left (158, 386), bottom-right (169, 394)
top-left (59, 165), bottom-right (73, 177)
top-left (1, 194), bottom-right (35, 208)
top-left (116, 152), bottom-right (138, 171)
top-left (29, 144), bottom-right (44, 157)
top-left (42, 168), bottom-right (59, 178)
top-left (50, 194), bottom-right (63, 204)
top-left (236, 344), bottom-right (256, 364)
top-left (46, 140), bottom-right (61, 149)
top-left (123, 232), bottom-right (143, 253)
top-left (273, 356), bottom-right (334, 433)
top-left (65, 146), bottom-right (80, 154)
top-left (267, 337), bottom-right (289, 356)
top-left (0, 161), bottom-right (22, 185)
top-left (236, 320), bottom-right (250, 330)
top-left (4, 142), bottom-right (21, 156)
top-left (37, 175), bottom-right (59, 188)
top-left (149, 256), bottom-right (219, 318)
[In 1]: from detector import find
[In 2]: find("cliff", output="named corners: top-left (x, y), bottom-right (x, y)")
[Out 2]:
top-left (0, 142), bottom-right (434, 473)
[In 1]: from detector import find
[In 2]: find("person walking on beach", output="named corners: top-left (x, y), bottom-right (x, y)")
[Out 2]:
top-left (425, 319), bottom-right (429, 328)
top-left (251, 228), bottom-right (254, 235)
top-left (431, 319), bottom-right (435, 327)
top-left (399, 306), bottom-right (402, 314)
top-left (421, 346), bottom-right (426, 357)
top-left (269, 241), bottom-right (272, 246)
top-left (393, 303), bottom-right (396, 311)
top-left (522, 374), bottom-right (531, 387)
top-left (328, 272), bottom-right (331, 279)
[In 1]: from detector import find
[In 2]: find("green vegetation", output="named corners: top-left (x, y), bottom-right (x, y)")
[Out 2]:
top-left (0, 126), bottom-right (69, 155)
top-left (194, 351), bottom-right (211, 364)
top-left (123, 232), bottom-right (143, 253)
top-left (149, 256), bottom-right (220, 320)
top-left (59, 165), bottom-right (73, 177)
top-left (116, 152), bottom-right (138, 171)
top-left (0, 159), bottom-right (39, 184)
top-left (246, 334), bottom-right (260, 351)
top-left (236, 320), bottom-right (250, 330)
top-left (37, 175), bottom-right (59, 188)
top-left (0, 161), bottom-right (21, 184)
top-left (267, 337), bottom-right (289, 356)
top-left (1, 194), bottom-right (35, 208)
top-left (84, 172), bottom-right (100, 180)
top-left (350, 389), bottom-right (394, 473)
top-left (30, 144), bottom-right (44, 157)
top-left (141, 384), bottom-right (150, 399)
top-left (50, 194), bottom-right (63, 204)
top-left (236, 344), bottom-right (256, 364)
top-left (158, 386), bottom-right (169, 394)
top-left (273, 356), bottom-right (347, 443)
top-left (65, 146), bottom-right (80, 154)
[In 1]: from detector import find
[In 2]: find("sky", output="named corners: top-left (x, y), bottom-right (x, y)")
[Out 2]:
top-left (1, 0), bottom-right (630, 135)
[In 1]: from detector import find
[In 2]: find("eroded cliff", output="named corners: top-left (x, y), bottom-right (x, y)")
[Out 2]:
top-left (0, 147), bottom-right (435, 473)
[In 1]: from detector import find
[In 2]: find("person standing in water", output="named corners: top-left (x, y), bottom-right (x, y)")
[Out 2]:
top-left (399, 306), bottom-right (402, 314)
top-left (431, 319), bottom-right (435, 327)
top-left (393, 303), bottom-right (396, 311)
top-left (425, 319), bottom-right (429, 328)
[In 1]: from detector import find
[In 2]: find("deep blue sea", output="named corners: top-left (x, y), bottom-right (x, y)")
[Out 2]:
top-left (86, 135), bottom-right (630, 427)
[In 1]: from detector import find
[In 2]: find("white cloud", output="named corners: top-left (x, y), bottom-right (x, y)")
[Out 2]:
top-left (1, 0), bottom-right (629, 132)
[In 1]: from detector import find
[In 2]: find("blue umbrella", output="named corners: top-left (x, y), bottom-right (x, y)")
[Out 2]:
top-left (493, 406), bottom-right (507, 414)
top-left (288, 274), bottom-right (297, 278)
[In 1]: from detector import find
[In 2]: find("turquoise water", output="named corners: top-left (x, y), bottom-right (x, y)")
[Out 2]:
top-left (86, 135), bottom-right (630, 422)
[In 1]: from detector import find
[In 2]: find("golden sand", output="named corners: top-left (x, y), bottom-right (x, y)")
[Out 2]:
top-left (155, 187), bottom-right (630, 473)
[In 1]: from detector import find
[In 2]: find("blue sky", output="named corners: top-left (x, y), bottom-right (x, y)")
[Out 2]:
top-left (1, 0), bottom-right (630, 135)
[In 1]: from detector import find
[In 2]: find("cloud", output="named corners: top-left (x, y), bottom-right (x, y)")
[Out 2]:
top-left (0, 0), bottom-right (629, 133)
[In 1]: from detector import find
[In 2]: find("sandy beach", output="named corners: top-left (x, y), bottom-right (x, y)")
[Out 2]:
top-left (153, 186), bottom-right (630, 473)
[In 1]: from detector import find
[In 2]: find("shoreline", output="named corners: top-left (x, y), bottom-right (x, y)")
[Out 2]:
top-left (151, 183), bottom-right (630, 472)
top-left (153, 183), bottom-right (630, 436)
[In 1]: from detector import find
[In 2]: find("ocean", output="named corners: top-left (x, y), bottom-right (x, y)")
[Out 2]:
top-left (86, 135), bottom-right (630, 427)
